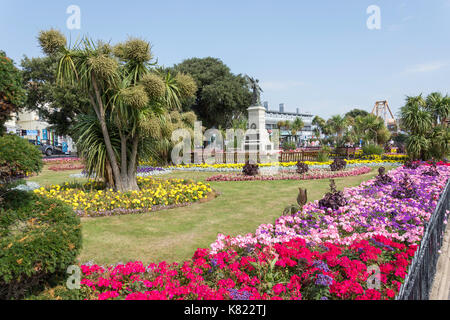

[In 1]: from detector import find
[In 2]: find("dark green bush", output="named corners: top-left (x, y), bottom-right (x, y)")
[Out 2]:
top-left (0, 191), bottom-right (82, 299)
top-left (0, 134), bottom-right (43, 185)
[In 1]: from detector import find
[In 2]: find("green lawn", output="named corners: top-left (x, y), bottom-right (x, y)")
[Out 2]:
top-left (27, 166), bottom-right (388, 265)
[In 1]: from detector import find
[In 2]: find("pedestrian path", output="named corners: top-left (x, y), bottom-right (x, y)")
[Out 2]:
top-left (430, 223), bottom-right (450, 300)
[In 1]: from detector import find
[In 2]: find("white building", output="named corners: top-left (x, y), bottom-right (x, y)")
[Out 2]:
top-left (4, 108), bottom-right (76, 153)
top-left (264, 102), bottom-right (314, 142)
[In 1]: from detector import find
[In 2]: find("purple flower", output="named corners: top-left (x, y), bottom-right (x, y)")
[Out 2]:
top-left (315, 273), bottom-right (333, 287)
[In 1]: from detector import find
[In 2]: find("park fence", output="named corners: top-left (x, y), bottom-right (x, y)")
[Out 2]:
top-left (396, 178), bottom-right (450, 300)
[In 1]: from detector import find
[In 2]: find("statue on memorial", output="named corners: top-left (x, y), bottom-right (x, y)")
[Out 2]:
top-left (245, 75), bottom-right (263, 106)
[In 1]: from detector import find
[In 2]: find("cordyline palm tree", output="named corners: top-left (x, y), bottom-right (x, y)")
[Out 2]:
top-left (426, 92), bottom-right (450, 126)
top-left (400, 93), bottom-right (449, 160)
top-left (38, 29), bottom-right (196, 191)
top-left (290, 117), bottom-right (304, 143)
top-left (327, 115), bottom-right (347, 138)
top-left (352, 114), bottom-right (386, 145)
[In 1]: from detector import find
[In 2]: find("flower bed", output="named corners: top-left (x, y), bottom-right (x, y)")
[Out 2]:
top-left (74, 164), bottom-right (450, 300)
top-left (48, 163), bottom-right (85, 171)
top-left (33, 177), bottom-right (214, 218)
top-left (168, 159), bottom-right (403, 173)
top-left (79, 235), bottom-right (416, 300)
top-left (210, 164), bottom-right (450, 251)
top-left (137, 166), bottom-right (172, 177)
top-left (43, 157), bottom-right (80, 164)
top-left (205, 166), bottom-right (372, 182)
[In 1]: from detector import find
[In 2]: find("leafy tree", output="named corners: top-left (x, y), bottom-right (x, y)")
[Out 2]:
top-left (38, 30), bottom-right (196, 191)
top-left (0, 51), bottom-right (26, 135)
top-left (173, 57), bottom-right (252, 128)
top-left (345, 108), bottom-right (369, 119)
top-left (20, 55), bottom-right (90, 136)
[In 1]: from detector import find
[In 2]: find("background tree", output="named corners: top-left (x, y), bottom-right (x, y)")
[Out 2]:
top-left (290, 117), bottom-right (304, 143)
top-left (0, 51), bottom-right (26, 135)
top-left (20, 55), bottom-right (90, 136)
top-left (425, 92), bottom-right (449, 127)
top-left (345, 108), bottom-right (369, 119)
top-left (400, 93), bottom-right (449, 160)
top-left (173, 57), bottom-right (252, 128)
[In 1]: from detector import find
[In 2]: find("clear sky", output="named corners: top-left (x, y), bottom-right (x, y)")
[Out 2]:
top-left (1, 0), bottom-right (449, 119)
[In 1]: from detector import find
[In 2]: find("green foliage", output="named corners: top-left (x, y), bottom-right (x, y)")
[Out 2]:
top-left (317, 146), bottom-right (331, 162)
top-left (282, 141), bottom-right (296, 151)
top-left (37, 29), bottom-right (67, 56)
top-left (175, 72), bottom-right (198, 98)
top-left (21, 55), bottom-right (90, 136)
top-left (345, 108), bottom-right (369, 119)
top-left (120, 85), bottom-right (149, 109)
top-left (113, 38), bottom-right (151, 63)
top-left (352, 114), bottom-right (386, 145)
top-left (140, 72), bottom-right (165, 100)
top-left (87, 54), bottom-right (119, 80)
top-left (362, 143), bottom-right (384, 156)
top-left (0, 51), bottom-right (26, 134)
top-left (173, 57), bottom-right (252, 128)
top-left (400, 93), bottom-right (449, 160)
top-left (0, 135), bottom-right (43, 185)
top-left (0, 191), bottom-right (81, 299)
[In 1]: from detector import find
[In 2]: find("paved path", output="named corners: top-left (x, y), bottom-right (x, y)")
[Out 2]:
top-left (430, 222), bottom-right (450, 300)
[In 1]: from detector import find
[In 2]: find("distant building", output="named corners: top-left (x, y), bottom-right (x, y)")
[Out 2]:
top-left (5, 107), bottom-right (76, 153)
top-left (265, 104), bottom-right (314, 143)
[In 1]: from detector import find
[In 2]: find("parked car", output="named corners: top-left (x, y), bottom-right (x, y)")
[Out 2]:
top-left (27, 139), bottom-right (65, 156)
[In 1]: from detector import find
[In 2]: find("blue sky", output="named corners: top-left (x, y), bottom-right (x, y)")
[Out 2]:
top-left (1, 0), bottom-right (449, 119)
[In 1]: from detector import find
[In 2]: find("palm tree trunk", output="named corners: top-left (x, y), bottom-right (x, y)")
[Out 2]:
top-left (91, 75), bottom-right (124, 191)
top-left (126, 134), bottom-right (140, 191)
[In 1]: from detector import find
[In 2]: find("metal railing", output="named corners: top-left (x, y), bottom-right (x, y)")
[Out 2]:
top-left (396, 178), bottom-right (450, 300)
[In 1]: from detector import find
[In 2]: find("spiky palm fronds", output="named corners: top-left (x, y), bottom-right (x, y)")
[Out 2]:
top-left (71, 113), bottom-right (120, 181)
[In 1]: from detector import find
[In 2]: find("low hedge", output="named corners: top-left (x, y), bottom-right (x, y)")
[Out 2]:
top-left (0, 191), bottom-right (82, 299)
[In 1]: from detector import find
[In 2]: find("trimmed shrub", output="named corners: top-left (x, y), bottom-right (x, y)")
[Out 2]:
top-left (0, 134), bottom-right (43, 185)
top-left (0, 191), bottom-right (82, 299)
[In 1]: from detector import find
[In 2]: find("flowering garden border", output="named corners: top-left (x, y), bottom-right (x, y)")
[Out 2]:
top-left (74, 164), bottom-right (450, 300)
top-left (205, 166), bottom-right (372, 182)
